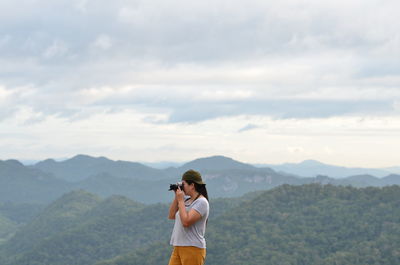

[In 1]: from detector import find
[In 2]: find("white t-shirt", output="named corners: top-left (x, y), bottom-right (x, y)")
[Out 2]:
top-left (170, 197), bottom-right (209, 249)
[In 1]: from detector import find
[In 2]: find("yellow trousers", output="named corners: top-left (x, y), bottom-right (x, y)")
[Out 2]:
top-left (168, 246), bottom-right (206, 265)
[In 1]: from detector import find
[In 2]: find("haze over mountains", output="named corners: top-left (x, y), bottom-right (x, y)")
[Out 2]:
top-left (1, 154), bottom-right (400, 205)
top-left (20, 155), bottom-right (400, 178)
top-left (260, 159), bottom-right (397, 178)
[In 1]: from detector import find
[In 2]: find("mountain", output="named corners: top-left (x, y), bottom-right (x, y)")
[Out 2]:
top-left (2, 185), bottom-right (400, 265)
top-left (1, 155), bottom-right (286, 204)
top-left (261, 159), bottom-right (392, 178)
top-left (179, 155), bottom-right (257, 171)
top-left (0, 202), bottom-right (44, 243)
top-left (74, 168), bottom-right (296, 203)
top-left (0, 190), bottom-right (101, 258)
top-left (2, 155), bottom-right (400, 205)
top-left (0, 159), bottom-right (71, 203)
top-left (0, 190), bottom-right (245, 265)
top-left (0, 215), bottom-right (16, 244)
top-left (33, 154), bottom-right (167, 182)
top-left (306, 174), bottom-right (400, 188)
top-left (345, 174), bottom-right (384, 187)
top-left (381, 174), bottom-right (400, 185)
top-left (97, 184), bottom-right (400, 265)
top-left (0, 202), bottom-right (44, 224)
top-left (0, 188), bottom-right (259, 265)
top-left (75, 173), bottom-right (175, 204)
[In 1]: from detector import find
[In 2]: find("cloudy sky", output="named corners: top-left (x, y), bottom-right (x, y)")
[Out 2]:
top-left (1, 0), bottom-right (399, 167)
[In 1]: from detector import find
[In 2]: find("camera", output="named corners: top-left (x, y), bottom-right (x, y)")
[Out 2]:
top-left (169, 182), bottom-right (183, 191)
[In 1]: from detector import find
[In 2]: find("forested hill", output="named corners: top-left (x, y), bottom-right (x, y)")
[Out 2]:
top-left (0, 189), bottom-right (248, 265)
top-left (97, 184), bottom-right (400, 265)
top-left (1, 185), bottom-right (399, 265)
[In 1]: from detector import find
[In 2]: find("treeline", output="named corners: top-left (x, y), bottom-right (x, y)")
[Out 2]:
top-left (1, 185), bottom-right (400, 265)
top-left (98, 185), bottom-right (400, 265)
top-left (0, 190), bottom-right (244, 265)
top-left (0, 202), bottom-right (44, 244)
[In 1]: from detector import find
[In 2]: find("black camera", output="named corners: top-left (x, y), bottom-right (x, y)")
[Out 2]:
top-left (169, 182), bottom-right (183, 191)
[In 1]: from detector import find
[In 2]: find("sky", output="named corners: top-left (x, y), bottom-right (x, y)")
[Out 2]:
top-left (0, 0), bottom-right (399, 167)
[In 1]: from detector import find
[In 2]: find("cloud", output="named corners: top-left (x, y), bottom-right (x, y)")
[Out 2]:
top-left (0, 0), bottom-right (399, 125)
top-left (0, 85), bottom-right (12, 100)
top-left (288, 146), bottom-right (305, 154)
top-left (164, 99), bottom-right (392, 123)
top-left (74, 0), bottom-right (89, 12)
top-left (238, 124), bottom-right (259, 133)
top-left (42, 40), bottom-right (69, 59)
top-left (91, 34), bottom-right (113, 51)
top-left (2, 0), bottom-right (400, 168)
top-left (393, 101), bottom-right (400, 112)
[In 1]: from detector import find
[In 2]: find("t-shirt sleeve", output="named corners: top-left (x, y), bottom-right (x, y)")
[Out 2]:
top-left (192, 199), bottom-right (209, 217)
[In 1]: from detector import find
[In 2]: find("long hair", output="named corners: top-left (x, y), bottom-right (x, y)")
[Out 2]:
top-left (186, 180), bottom-right (209, 225)
top-left (186, 181), bottom-right (209, 201)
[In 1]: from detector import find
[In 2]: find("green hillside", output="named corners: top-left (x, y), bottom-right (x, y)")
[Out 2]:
top-left (0, 190), bottom-right (101, 260)
top-left (0, 189), bottom-right (249, 265)
top-left (0, 202), bottom-right (44, 224)
top-left (0, 215), bottom-right (16, 244)
top-left (97, 184), bottom-right (400, 265)
top-left (0, 191), bottom-right (169, 265)
top-left (0, 202), bottom-right (43, 245)
top-left (1, 185), bottom-right (399, 265)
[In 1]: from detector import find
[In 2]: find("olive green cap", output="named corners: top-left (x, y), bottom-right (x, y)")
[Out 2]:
top-left (182, 169), bottom-right (205, 184)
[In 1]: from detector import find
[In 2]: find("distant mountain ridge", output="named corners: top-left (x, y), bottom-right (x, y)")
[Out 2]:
top-left (32, 155), bottom-right (400, 179)
top-left (33, 154), bottom-right (167, 182)
top-left (0, 159), bottom-right (71, 203)
top-left (1, 155), bottom-right (400, 204)
top-left (179, 155), bottom-right (256, 171)
top-left (259, 159), bottom-right (394, 178)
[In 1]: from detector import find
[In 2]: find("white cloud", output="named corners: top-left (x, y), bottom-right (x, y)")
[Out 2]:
top-left (1, 0), bottom-right (400, 166)
top-left (288, 146), bottom-right (305, 154)
top-left (2, 104), bottom-right (400, 166)
top-left (199, 89), bottom-right (254, 101)
top-left (91, 34), bottom-right (113, 50)
top-left (393, 101), bottom-right (400, 112)
top-left (42, 40), bottom-right (68, 59)
top-left (238, 124), bottom-right (260, 133)
top-left (77, 85), bottom-right (136, 104)
top-left (0, 85), bottom-right (12, 101)
top-left (74, 0), bottom-right (89, 12)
